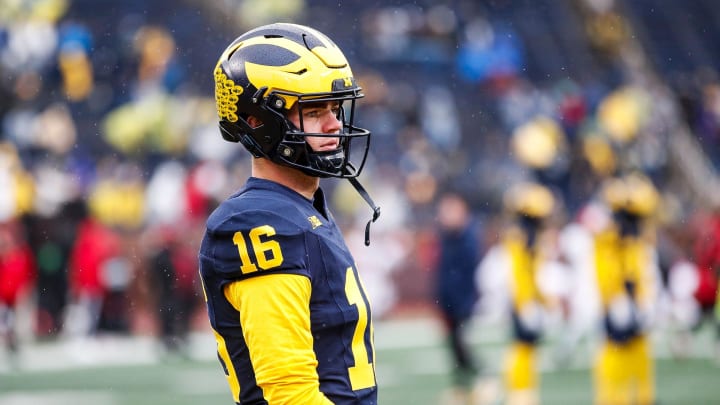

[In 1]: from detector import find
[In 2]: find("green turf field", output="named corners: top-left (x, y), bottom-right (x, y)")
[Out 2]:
top-left (1, 354), bottom-right (718, 404)
top-left (1, 317), bottom-right (718, 404)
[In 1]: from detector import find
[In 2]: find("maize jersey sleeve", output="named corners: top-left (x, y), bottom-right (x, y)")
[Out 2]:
top-left (198, 177), bottom-right (378, 404)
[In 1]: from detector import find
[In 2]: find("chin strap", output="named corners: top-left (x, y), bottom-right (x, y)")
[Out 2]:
top-left (347, 176), bottom-right (381, 246)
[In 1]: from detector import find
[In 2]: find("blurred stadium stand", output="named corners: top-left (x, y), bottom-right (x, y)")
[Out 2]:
top-left (0, 0), bottom-right (719, 380)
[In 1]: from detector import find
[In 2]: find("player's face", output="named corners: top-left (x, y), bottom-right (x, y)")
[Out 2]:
top-left (287, 100), bottom-right (342, 152)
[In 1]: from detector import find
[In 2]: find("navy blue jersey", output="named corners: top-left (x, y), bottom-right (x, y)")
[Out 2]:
top-left (199, 177), bottom-right (377, 404)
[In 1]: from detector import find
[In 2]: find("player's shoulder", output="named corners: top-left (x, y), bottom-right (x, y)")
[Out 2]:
top-left (200, 180), bottom-right (318, 279)
top-left (206, 181), bottom-right (311, 234)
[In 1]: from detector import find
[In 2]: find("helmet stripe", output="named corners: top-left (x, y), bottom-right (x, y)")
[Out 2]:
top-left (239, 44), bottom-right (300, 67)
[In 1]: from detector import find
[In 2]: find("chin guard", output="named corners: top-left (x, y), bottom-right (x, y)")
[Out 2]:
top-left (309, 148), bottom-right (346, 176)
top-left (345, 166), bottom-right (381, 246)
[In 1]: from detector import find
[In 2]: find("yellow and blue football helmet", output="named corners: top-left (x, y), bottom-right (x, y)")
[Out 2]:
top-left (214, 23), bottom-right (370, 179)
top-left (602, 172), bottom-right (659, 218)
top-left (504, 182), bottom-right (555, 220)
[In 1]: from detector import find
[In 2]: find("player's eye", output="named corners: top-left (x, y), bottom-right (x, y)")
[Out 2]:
top-left (303, 109), bottom-right (321, 119)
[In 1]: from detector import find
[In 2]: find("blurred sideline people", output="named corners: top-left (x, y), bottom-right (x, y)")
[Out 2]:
top-left (0, 220), bottom-right (35, 362)
top-left (592, 172), bottom-right (662, 405)
top-left (554, 201), bottom-right (605, 365)
top-left (23, 198), bottom-right (86, 339)
top-left (145, 224), bottom-right (201, 356)
top-left (199, 23), bottom-right (380, 403)
top-left (63, 213), bottom-right (124, 338)
top-left (433, 191), bottom-right (483, 404)
top-left (661, 205), bottom-right (720, 362)
top-left (688, 208), bottom-right (720, 360)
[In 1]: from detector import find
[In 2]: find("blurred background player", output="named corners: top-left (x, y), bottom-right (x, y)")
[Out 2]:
top-left (433, 191), bottom-right (483, 404)
top-left (592, 172), bottom-right (662, 405)
top-left (498, 182), bottom-right (558, 405)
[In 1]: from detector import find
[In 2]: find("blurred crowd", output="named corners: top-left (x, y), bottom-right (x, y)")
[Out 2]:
top-left (0, 0), bottom-right (719, 381)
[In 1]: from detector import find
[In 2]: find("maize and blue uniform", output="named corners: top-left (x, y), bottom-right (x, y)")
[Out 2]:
top-left (502, 230), bottom-right (545, 405)
top-left (593, 229), bottom-right (656, 405)
top-left (199, 177), bottom-right (377, 404)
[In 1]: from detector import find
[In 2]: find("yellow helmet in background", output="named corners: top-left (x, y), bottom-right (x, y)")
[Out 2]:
top-left (602, 172), bottom-right (659, 217)
top-left (511, 116), bottom-right (565, 169)
top-left (504, 182), bottom-right (555, 219)
top-left (581, 134), bottom-right (617, 177)
top-left (597, 86), bottom-right (648, 145)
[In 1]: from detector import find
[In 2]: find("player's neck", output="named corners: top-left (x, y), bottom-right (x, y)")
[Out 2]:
top-left (252, 158), bottom-right (319, 200)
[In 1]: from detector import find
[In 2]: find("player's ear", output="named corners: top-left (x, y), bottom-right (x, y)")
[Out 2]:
top-left (247, 116), bottom-right (263, 128)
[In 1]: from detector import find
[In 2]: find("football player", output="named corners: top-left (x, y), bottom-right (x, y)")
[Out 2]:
top-left (199, 23), bottom-right (380, 404)
top-left (500, 182), bottom-right (556, 405)
top-left (592, 172), bottom-right (660, 405)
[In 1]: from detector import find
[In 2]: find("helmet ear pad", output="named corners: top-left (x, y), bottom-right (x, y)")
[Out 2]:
top-left (219, 120), bottom-right (264, 158)
top-left (219, 106), bottom-right (295, 160)
top-left (218, 121), bottom-right (242, 143)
